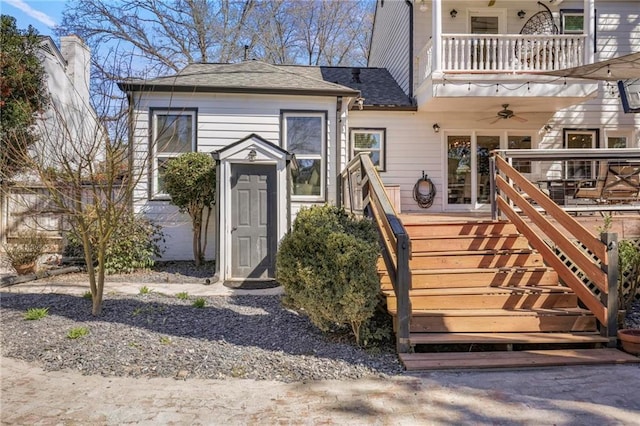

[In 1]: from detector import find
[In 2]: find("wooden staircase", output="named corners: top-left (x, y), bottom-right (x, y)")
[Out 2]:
top-left (380, 219), bottom-right (639, 370)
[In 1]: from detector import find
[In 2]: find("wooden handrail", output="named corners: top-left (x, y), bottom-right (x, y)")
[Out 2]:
top-left (340, 154), bottom-right (412, 352)
top-left (491, 153), bottom-right (618, 339)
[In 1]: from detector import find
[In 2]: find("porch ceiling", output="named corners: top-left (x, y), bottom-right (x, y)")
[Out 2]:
top-left (417, 75), bottom-right (598, 116)
top-left (417, 96), bottom-right (591, 115)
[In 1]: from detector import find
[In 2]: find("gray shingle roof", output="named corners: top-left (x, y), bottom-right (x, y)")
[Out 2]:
top-left (319, 67), bottom-right (414, 109)
top-left (119, 61), bottom-right (359, 97)
top-left (119, 61), bottom-right (414, 109)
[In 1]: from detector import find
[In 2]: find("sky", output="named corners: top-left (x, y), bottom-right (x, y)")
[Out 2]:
top-left (1, 0), bottom-right (66, 37)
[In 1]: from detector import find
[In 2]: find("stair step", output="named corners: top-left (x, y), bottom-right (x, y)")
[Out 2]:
top-left (404, 221), bottom-right (517, 237)
top-left (399, 348), bottom-right (640, 371)
top-left (402, 308), bottom-right (596, 333)
top-left (409, 250), bottom-right (544, 269)
top-left (407, 332), bottom-right (609, 345)
top-left (385, 286), bottom-right (577, 310)
top-left (380, 267), bottom-right (559, 290)
top-left (411, 234), bottom-right (530, 253)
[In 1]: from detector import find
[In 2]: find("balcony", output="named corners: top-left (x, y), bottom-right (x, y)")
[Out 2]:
top-left (415, 34), bottom-right (596, 113)
top-left (419, 34), bottom-right (585, 79)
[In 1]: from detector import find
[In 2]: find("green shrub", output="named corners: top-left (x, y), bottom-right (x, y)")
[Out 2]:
top-left (24, 307), bottom-right (49, 320)
top-left (192, 297), bottom-right (206, 308)
top-left (67, 326), bottom-right (89, 339)
top-left (276, 204), bottom-right (381, 346)
top-left (139, 286), bottom-right (151, 295)
top-left (64, 214), bottom-right (164, 274)
top-left (176, 292), bottom-right (189, 300)
top-left (619, 239), bottom-right (640, 311)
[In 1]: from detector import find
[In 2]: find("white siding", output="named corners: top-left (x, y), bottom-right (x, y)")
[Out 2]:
top-left (368, 0), bottom-right (411, 96)
top-left (539, 1), bottom-right (640, 153)
top-left (349, 110), bottom-right (442, 212)
top-left (131, 92), bottom-right (339, 261)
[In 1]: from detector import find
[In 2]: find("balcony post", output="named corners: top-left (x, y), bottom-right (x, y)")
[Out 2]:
top-left (584, 0), bottom-right (595, 64)
top-left (432, 0), bottom-right (442, 72)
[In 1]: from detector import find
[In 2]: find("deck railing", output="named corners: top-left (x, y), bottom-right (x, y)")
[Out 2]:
top-left (417, 34), bottom-right (585, 83)
top-left (339, 154), bottom-right (412, 353)
top-left (490, 149), bottom-right (640, 344)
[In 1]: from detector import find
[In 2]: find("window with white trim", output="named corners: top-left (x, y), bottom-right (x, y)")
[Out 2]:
top-left (606, 133), bottom-right (629, 148)
top-left (564, 129), bottom-right (598, 180)
top-left (350, 128), bottom-right (386, 171)
top-left (151, 109), bottom-right (196, 198)
top-left (282, 111), bottom-right (326, 200)
top-left (508, 135), bottom-right (532, 174)
top-left (561, 11), bottom-right (584, 34)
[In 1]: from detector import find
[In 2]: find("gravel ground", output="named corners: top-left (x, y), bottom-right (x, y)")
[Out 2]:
top-left (1, 262), bottom-right (402, 382)
top-left (1, 261), bottom-right (638, 383)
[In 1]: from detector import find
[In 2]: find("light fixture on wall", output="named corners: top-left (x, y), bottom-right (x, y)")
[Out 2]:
top-left (450, 9), bottom-right (457, 18)
top-left (419, 0), bottom-right (428, 12)
top-left (432, 123), bottom-right (440, 133)
top-left (355, 96), bottom-right (365, 110)
top-left (543, 124), bottom-right (553, 132)
top-left (517, 10), bottom-right (526, 19)
top-left (248, 149), bottom-right (257, 162)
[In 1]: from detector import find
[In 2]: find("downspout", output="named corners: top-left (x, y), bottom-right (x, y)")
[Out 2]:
top-left (336, 96), bottom-right (343, 205)
top-left (126, 92), bottom-right (135, 211)
top-left (405, 0), bottom-right (414, 102)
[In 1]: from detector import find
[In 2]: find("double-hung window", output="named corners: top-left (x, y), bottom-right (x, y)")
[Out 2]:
top-left (350, 128), bottom-right (386, 171)
top-left (282, 111), bottom-right (326, 200)
top-left (151, 109), bottom-right (197, 198)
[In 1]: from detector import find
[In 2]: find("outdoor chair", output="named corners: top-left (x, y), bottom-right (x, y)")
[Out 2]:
top-left (574, 161), bottom-right (640, 204)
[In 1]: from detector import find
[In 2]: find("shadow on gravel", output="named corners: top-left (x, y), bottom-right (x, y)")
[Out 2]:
top-left (0, 291), bottom-right (397, 371)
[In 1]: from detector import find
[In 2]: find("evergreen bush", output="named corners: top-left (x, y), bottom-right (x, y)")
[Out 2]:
top-left (276, 204), bottom-right (381, 346)
top-left (64, 214), bottom-right (164, 274)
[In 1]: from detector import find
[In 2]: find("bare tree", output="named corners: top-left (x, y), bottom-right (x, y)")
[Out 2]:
top-left (58, 0), bottom-right (374, 76)
top-left (5, 74), bottom-right (145, 315)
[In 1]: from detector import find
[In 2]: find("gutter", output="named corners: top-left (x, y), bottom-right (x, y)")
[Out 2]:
top-left (405, 0), bottom-right (414, 103)
top-left (117, 83), bottom-right (359, 98)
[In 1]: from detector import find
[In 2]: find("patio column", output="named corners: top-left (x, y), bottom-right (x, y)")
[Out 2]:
top-left (432, 0), bottom-right (442, 72)
top-left (584, 0), bottom-right (595, 64)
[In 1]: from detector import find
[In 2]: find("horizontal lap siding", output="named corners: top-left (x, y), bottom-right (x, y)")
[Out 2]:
top-left (368, 0), bottom-right (411, 96)
top-left (131, 92), bottom-right (338, 261)
top-left (540, 3), bottom-right (640, 151)
top-left (349, 111), bottom-right (441, 212)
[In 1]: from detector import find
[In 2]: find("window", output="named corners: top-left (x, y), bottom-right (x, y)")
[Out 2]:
top-left (564, 129), bottom-right (598, 180)
top-left (282, 111), bottom-right (326, 199)
top-left (151, 109), bottom-right (197, 198)
top-left (561, 11), bottom-right (584, 34)
top-left (606, 131), bottom-right (632, 149)
top-left (350, 128), bottom-right (386, 171)
top-left (508, 135), bottom-right (532, 174)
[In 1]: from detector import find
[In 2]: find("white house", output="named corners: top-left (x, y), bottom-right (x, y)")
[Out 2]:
top-left (120, 0), bottom-right (639, 285)
top-left (367, 0), bottom-right (639, 211)
top-left (1, 35), bottom-right (96, 246)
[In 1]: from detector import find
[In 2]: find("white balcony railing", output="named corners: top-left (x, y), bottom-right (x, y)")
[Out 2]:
top-left (418, 34), bottom-right (586, 82)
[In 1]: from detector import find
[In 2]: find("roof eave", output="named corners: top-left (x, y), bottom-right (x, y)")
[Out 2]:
top-left (118, 83), bottom-right (359, 97)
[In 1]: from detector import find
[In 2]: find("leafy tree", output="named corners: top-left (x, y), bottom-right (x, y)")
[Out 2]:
top-left (0, 15), bottom-right (48, 180)
top-left (163, 152), bottom-right (216, 266)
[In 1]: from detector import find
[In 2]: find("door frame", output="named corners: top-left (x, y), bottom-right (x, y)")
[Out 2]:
top-left (212, 134), bottom-right (295, 283)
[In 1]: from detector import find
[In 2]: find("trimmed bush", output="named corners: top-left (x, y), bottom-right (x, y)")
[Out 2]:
top-left (64, 214), bottom-right (164, 274)
top-left (276, 204), bottom-right (381, 346)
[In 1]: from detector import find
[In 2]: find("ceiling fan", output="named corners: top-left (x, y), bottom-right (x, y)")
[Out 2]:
top-left (479, 104), bottom-right (528, 124)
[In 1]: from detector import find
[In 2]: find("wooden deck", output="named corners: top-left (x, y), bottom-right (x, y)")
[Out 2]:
top-left (379, 214), bottom-right (640, 370)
